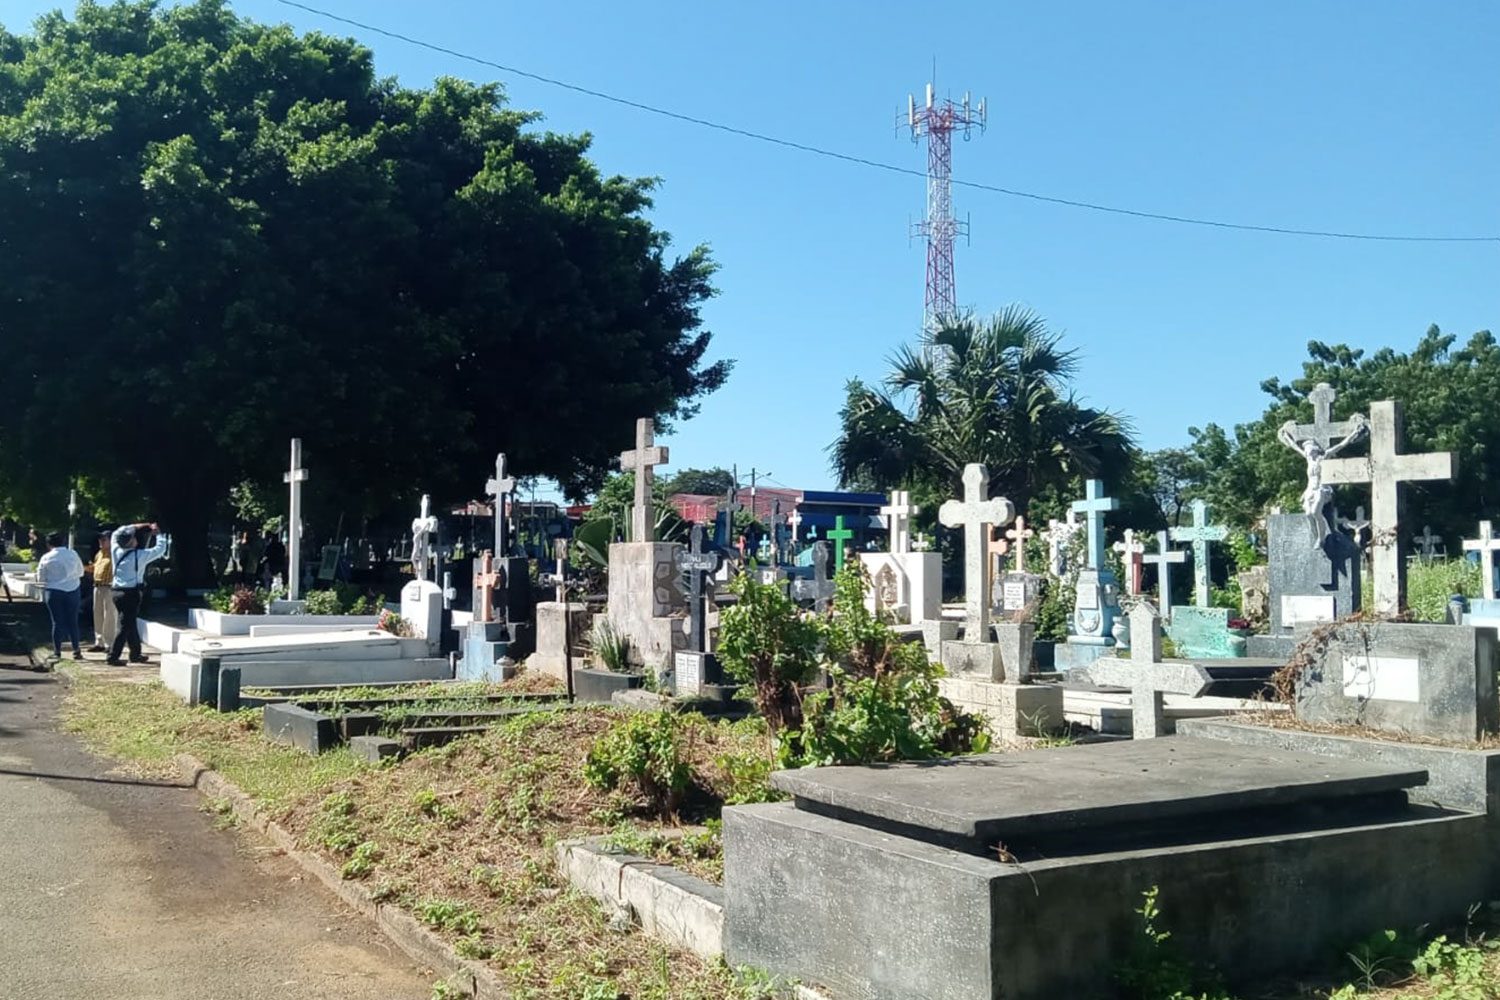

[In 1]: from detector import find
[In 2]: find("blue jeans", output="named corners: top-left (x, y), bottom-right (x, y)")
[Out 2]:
top-left (44, 587), bottom-right (82, 657)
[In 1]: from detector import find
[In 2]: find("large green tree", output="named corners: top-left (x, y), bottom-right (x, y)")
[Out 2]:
top-left (1188, 326), bottom-right (1498, 542)
top-left (831, 308), bottom-right (1134, 511)
top-left (0, 1), bottom-right (727, 583)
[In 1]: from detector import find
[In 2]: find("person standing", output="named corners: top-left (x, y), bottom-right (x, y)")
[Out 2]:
top-left (87, 531), bottom-right (117, 652)
top-left (258, 530), bottom-right (286, 589)
top-left (37, 532), bottom-right (85, 661)
top-left (107, 522), bottom-right (169, 666)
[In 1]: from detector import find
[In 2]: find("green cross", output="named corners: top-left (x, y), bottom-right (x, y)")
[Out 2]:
top-left (828, 515), bottom-right (855, 571)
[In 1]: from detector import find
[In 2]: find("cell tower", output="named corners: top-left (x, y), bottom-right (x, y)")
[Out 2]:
top-left (904, 81), bottom-right (985, 345)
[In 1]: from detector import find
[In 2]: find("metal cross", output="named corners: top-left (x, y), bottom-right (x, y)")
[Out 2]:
top-left (677, 524), bottom-right (724, 653)
top-left (284, 438), bottom-right (309, 600)
top-left (938, 463), bottom-right (1015, 643)
top-left (618, 418), bottom-right (668, 543)
top-left (788, 541), bottom-right (835, 612)
top-left (1168, 498), bottom-right (1229, 607)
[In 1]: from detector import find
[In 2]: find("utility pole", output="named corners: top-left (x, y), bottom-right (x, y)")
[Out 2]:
top-left (747, 468), bottom-right (772, 521)
top-left (902, 78), bottom-right (985, 351)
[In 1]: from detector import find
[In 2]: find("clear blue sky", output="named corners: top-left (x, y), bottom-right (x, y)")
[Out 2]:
top-left (11, 1), bottom-right (1498, 498)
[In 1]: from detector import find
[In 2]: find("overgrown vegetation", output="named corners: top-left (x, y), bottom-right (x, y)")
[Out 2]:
top-left (588, 618), bottom-right (634, 673)
top-left (1407, 559), bottom-right (1484, 624)
top-left (206, 585), bottom-right (269, 615)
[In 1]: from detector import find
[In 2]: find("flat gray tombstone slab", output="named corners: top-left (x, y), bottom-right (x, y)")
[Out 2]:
top-left (1268, 513), bottom-right (1360, 634)
top-left (769, 739), bottom-right (1426, 855)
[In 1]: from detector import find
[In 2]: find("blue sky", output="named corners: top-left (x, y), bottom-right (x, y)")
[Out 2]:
top-left (10, 1), bottom-right (1497, 497)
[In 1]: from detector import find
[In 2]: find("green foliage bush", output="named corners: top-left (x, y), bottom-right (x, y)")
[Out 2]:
top-left (587, 618), bottom-right (633, 673)
top-left (302, 589), bottom-right (343, 616)
top-left (1408, 559), bottom-right (1483, 623)
top-left (583, 712), bottom-right (693, 818)
top-left (719, 572), bottom-right (824, 734)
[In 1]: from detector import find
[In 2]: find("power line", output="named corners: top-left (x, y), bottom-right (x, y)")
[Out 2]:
top-left (270, 0), bottom-right (1500, 245)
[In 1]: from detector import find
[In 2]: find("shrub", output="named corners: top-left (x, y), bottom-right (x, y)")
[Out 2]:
top-left (302, 589), bottom-right (343, 615)
top-left (349, 592), bottom-right (384, 615)
top-left (1407, 558), bottom-right (1482, 623)
top-left (718, 572), bottom-right (823, 735)
top-left (587, 618), bottom-right (633, 673)
top-left (582, 711), bottom-right (693, 818)
top-left (205, 586), bottom-right (233, 613)
top-left (228, 586), bottom-right (267, 616)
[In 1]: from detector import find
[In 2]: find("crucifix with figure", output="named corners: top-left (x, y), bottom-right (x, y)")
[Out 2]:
top-left (411, 494), bottom-right (438, 583)
top-left (485, 452), bottom-right (516, 559)
top-left (1463, 521), bottom-right (1500, 602)
top-left (1142, 530), bottom-right (1187, 618)
top-left (619, 418), bottom-right (668, 543)
top-left (1320, 399), bottom-right (1456, 615)
top-left (284, 438), bottom-right (309, 600)
top-left (939, 464), bottom-right (1015, 645)
top-left (1169, 498), bottom-right (1228, 607)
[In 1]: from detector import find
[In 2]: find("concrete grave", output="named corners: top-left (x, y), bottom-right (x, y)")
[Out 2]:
top-left (725, 738), bottom-right (1489, 1000)
top-left (1294, 622), bottom-right (1499, 743)
top-left (1267, 513), bottom-right (1360, 634)
top-left (528, 601), bottom-right (590, 682)
top-left (606, 542), bottom-right (687, 675)
top-left (1166, 605), bottom-right (1247, 659)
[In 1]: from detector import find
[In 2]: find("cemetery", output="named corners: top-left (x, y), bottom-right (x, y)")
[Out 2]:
top-left (1, 5), bottom-right (1496, 999)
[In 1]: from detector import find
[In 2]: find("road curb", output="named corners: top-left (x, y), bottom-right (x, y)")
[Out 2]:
top-left (172, 753), bottom-right (507, 999)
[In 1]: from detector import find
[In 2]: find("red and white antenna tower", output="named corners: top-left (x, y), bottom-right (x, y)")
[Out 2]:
top-left (903, 81), bottom-right (985, 346)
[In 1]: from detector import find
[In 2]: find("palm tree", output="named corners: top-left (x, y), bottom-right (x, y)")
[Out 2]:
top-left (831, 307), bottom-right (1134, 511)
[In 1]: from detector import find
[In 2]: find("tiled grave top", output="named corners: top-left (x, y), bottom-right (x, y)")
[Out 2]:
top-left (769, 738), bottom-right (1425, 850)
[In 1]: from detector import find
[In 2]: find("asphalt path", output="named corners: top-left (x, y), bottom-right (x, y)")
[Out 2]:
top-left (0, 601), bottom-right (430, 1000)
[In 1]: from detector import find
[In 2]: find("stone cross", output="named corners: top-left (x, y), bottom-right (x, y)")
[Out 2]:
top-left (1070, 479), bottom-right (1119, 571)
top-left (1291, 382), bottom-right (1366, 451)
top-left (1004, 515), bottom-right (1035, 574)
top-left (912, 534), bottom-right (932, 552)
top-left (1112, 528), bottom-right (1146, 596)
top-left (677, 524), bottom-right (724, 653)
top-left (790, 541), bottom-right (836, 612)
top-left (1321, 400), bottom-right (1456, 615)
top-left (484, 452), bottom-right (517, 558)
top-left (788, 507), bottom-right (802, 544)
top-left (1463, 520), bottom-right (1500, 602)
top-left (619, 418), bottom-right (669, 543)
top-left (880, 490), bottom-right (918, 555)
top-left (410, 494), bottom-right (438, 583)
top-left (1129, 600), bottom-right (1167, 738)
top-left (548, 539), bottom-right (569, 602)
top-left (939, 463), bottom-right (1016, 644)
top-left (828, 515), bottom-right (855, 572)
top-left (1142, 530), bottom-right (1186, 616)
top-left (1168, 499), bottom-right (1229, 607)
top-left (1413, 525), bottom-right (1442, 562)
top-left (283, 438), bottom-right (309, 600)
top-left (473, 550), bottom-right (501, 623)
top-left (716, 485), bottom-right (743, 548)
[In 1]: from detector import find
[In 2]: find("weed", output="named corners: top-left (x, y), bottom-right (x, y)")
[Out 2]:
top-left (588, 618), bottom-right (632, 673)
top-left (340, 841), bottom-right (381, 880)
top-left (455, 933), bottom-right (496, 960)
top-left (583, 711), bottom-right (692, 819)
top-left (416, 898), bottom-right (482, 936)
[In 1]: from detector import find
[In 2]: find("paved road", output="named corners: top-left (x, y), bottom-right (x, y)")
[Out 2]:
top-left (0, 602), bottom-right (431, 1000)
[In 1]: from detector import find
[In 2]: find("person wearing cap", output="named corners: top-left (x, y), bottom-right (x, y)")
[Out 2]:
top-left (36, 532), bottom-right (85, 661)
top-left (86, 531), bottom-right (117, 652)
top-left (107, 522), bottom-right (169, 666)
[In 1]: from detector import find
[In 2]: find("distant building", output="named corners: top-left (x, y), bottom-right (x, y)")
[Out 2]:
top-left (668, 488), bottom-right (889, 554)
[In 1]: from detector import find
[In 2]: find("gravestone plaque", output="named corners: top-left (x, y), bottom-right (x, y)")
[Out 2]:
top-left (1000, 572), bottom-right (1042, 616)
top-left (1267, 513), bottom-right (1360, 635)
top-left (1165, 605), bottom-right (1246, 659)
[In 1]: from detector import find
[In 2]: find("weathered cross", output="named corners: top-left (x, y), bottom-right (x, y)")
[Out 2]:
top-left (284, 438), bottom-right (309, 600)
top-left (538, 538), bottom-right (569, 602)
top-left (1070, 479), bottom-right (1119, 571)
top-left (473, 549), bottom-right (501, 623)
top-left (411, 494), bottom-right (438, 583)
top-left (880, 490), bottom-right (918, 555)
top-left (619, 418), bottom-right (669, 543)
top-left (939, 463), bottom-right (1016, 644)
top-left (790, 541), bottom-right (836, 612)
top-left (1413, 525), bottom-right (1442, 562)
top-left (1321, 400), bottom-right (1456, 615)
top-left (1142, 530), bottom-right (1187, 616)
top-left (716, 485), bottom-right (743, 548)
top-left (827, 515), bottom-right (855, 572)
top-left (1291, 382), bottom-right (1366, 451)
top-left (1004, 515), bottom-right (1035, 574)
top-left (1112, 527), bottom-right (1146, 596)
top-left (1463, 521), bottom-right (1500, 602)
top-left (484, 452), bottom-right (517, 558)
top-left (1168, 498), bottom-right (1229, 607)
top-left (677, 524), bottom-right (724, 653)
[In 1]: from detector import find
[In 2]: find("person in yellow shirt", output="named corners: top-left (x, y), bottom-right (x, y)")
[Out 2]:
top-left (87, 531), bottom-right (117, 653)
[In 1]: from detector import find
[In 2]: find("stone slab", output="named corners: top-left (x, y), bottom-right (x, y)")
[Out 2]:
top-left (1267, 513), bottom-right (1360, 635)
top-left (180, 630), bottom-right (403, 661)
top-left (940, 640), bottom-right (1001, 680)
top-left (607, 541), bottom-right (688, 674)
top-left (191, 609), bottom-right (381, 636)
top-left (136, 617), bottom-right (184, 653)
top-left (768, 738), bottom-right (1426, 853)
top-left (724, 800), bottom-right (1489, 1000)
top-left (1053, 640), bottom-right (1117, 673)
top-left (1294, 622), bottom-right (1500, 742)
top-left (575, 667), bottom-right (645, 704)
top-left (1246, 633), bottom-right (1296, 662)
top-left (1165, 605), bottom-right (1246, 659)
top-left (935, 676), bottom-right (1063, 741)
top-left (263, 703), bottom-right (338, 754)
top-left (349, 735), bottom-right (403, 763)
top-left (160, 653), bottom-right (452, 703)
top-left (532, 602), bottom-right (591, 682)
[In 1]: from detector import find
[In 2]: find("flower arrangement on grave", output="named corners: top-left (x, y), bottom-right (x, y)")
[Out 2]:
top-left (376, 608), bottom-right (414, 637)
top-left (209, 586), bottom-right (267, 616)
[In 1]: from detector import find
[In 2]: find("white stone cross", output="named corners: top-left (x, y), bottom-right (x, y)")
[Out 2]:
top-left (1168, 498), bottom-right (1229, 607)
top-left (1042, 513), bottom-right (1078, 578)
top-left (788, 508), bottom-right (803, 544)
top-left (1142, 530), bottom-right (1186, 618)
top-left (880, 490), bottom-right (918, 555)
top-left (939, 463), bottom-right (1015, 643)
top-left (619, 418), bottom-right (669, 543)
top-left (283, 438), bottom-right (309, 600)
top-left (1004, 515), bottom-right (1035, 573)
top-left (1070, 479), bottom-right (1119, 571)
top-left (485, 452), bottom-right (517, 558)
top-left (1321, 399), bottom-right (1456, 615)
top-left (1413, 525), bottom-right (1442, 562)
top-left (1463, 520), bottom-right (1500, 602)
top-left (410, 493), bottom-right (438, 583)
top-left (1112, 528), bottom-right (1146, 596)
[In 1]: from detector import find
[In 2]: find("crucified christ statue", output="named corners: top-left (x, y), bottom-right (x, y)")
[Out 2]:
top-left (1277, 416), bottom-right (1368, 544)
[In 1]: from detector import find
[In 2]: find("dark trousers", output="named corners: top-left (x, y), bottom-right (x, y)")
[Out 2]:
top-left (109, 587), bottom-right (144, 661)
top-left (43, 588), bottom-right (82, 657)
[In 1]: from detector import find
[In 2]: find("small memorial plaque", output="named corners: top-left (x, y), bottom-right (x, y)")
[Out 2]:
top-left (674, 650), bottom-right (704, 695)
top-left (1342, 654), bottom-right (1421, 703)
top-left (1002, 581), bottom-right (1026, 609)
top-left (316, 544), bottom-right (342, 581)
top-left (1282, 594), bottom-right (1336, 626)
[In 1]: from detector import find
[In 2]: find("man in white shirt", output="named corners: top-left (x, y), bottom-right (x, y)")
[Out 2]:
top-left (107, 522), bottom-right (170, 666)
top-left (37, 532), bottom-right (85, 661)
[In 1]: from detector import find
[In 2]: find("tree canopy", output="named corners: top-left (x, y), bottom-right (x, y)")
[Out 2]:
top-left (0, 1), bottom-right (727, 581)
top-left (660, 467), bottom-right (736, 497)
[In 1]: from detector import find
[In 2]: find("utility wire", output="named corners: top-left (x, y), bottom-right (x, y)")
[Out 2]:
top-left (272, 0), bottom-right (1499, 245)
